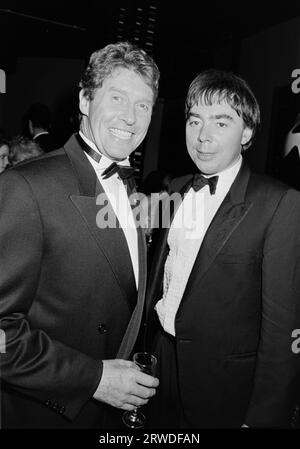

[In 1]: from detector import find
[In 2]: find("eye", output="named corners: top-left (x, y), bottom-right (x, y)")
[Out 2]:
top-left (111, 94), bottom-right (123, 103)
top-left (137, 103), bottom-right (150, 112)
top-left (188, 119), bottom-right (200, 126)
top-left (216, 122), bottom-right (227, 128)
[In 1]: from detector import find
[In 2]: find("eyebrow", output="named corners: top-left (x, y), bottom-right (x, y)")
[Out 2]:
top-left (188, 112), bottom-right (234, 121)
top-left (109, 87), bottom-right (126, 94)
top-left (108, 86), bottom-right (153, 103)
top-left (214, 114), bottom-right (234, 121)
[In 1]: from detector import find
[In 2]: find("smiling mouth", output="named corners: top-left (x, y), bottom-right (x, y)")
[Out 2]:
top-left (109, 128), bottom-right (133, 140)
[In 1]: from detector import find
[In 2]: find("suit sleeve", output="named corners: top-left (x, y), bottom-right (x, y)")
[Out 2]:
top-left (0, 171), bottom-right (102, 421)
top-left (245, 188), bottom-right (300, 427)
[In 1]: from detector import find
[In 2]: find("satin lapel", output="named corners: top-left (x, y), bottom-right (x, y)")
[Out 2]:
top-left (183, 163), bottom-right (253, 298)
top-left (64, 134), bottom-right (97, 197)
top-left (65, 135), bottom-right (136, 309)
top-left (117, 224), bottom-right (147, 358)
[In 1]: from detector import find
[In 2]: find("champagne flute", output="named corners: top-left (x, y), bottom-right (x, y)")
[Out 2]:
top-left (122, 352), bottom-right (157, 429)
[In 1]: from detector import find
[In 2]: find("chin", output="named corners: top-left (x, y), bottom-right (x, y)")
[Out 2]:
top-left (197, 165), bottom-right (216, 175)
top-left (109, 150), bottom-right (132, 161)
top-left (112, 142), bottom-right (135, 156)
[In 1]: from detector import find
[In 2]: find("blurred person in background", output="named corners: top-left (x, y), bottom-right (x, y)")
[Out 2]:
top-left (0, 132), bottom-right (10, 174)
top-left (9, 135), bottom-right (44, 166)
top-left (25, 102), bottom-right (57, 152)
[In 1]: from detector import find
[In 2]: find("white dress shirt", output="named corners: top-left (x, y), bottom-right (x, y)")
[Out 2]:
top-left (155, 156), bottom-right (242, 336)
top-left (79, 131), bottom-right (139, 288)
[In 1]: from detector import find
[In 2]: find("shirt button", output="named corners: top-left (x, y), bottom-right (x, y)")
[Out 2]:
top-left (98, 324), bottom-right (107, 334)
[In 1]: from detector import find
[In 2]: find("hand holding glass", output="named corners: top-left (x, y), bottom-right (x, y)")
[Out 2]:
top-left (122, 352), bottom-right (157, 429)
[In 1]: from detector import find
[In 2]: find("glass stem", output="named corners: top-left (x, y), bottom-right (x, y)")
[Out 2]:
top-left (131, 408), bottom-right (138, 421)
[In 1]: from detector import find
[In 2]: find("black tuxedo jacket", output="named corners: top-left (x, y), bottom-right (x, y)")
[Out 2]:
top-left (145, 163), bottom-right (300, 428)
top-left (278, 146), bottom-right (300, 191)
top-left (0, 134), bottom-right (147, 428)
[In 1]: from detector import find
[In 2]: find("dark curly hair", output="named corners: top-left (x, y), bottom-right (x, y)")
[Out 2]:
top-left (79, 41), bottom-right (160, 103)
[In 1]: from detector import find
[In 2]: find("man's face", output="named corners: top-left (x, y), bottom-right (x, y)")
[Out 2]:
top-left (79, 68), bottom-right (154, 161)
top-left (0, 144), bottom-right (9, 173)
top-left (186, 97), bottom-right (252, 175)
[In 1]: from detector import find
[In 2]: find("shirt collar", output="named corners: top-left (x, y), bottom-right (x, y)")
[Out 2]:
top-left (79, 131), bottom-right (130, 170)
top-left (213, 154), bottom-right (242, 180)
top-left (34, 131), bottom-right (49, 139)
top-left (200, 155), bottom-right (242, 195)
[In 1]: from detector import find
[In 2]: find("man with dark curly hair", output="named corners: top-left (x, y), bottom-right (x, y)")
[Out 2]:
top-left (0, 41), bottom-right (159, 428)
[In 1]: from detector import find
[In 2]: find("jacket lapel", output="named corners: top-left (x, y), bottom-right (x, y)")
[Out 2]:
top-left (117, 224), bottom-right (147, 358)
top-left (65, 135), bottom-right (137, 310)
top-left (182, 163), bottom-right (253, 299)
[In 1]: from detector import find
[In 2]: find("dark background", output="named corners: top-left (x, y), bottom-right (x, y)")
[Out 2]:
top-left (1, 0), bottom-right (300, 181)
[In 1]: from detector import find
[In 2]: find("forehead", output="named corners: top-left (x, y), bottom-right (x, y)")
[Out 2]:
top-left (101, 67), bottom-right (153, 102)
top-left (190, 97), bottom-right (241, 119)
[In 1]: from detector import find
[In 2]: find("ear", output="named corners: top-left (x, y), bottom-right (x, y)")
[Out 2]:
top-left (241, 127), bottom-right (252, 146)
top-left (79, 89), bottom-right (90, 117)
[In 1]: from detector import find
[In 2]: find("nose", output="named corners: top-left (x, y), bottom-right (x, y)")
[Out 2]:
top-left (197, 122), bottom-right (211, 143)
top-left (119, 103), bottom-right (136, 125)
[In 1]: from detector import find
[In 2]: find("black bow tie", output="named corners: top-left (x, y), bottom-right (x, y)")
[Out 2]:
top-left (102, 162), bottom-right (135, 180)
top-left (102, 162), bottom-right (136, 195)
top-left (192, 173), bottom-right (219, 195)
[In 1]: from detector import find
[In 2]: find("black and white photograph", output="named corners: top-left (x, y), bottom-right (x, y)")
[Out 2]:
top-left (1, 0), bottom-right (300, 443)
